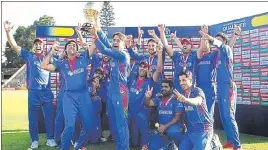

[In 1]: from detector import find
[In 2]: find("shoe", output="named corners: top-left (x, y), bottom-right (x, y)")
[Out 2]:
top-left (30, 141), bottom-right (39, 149)
top-left (100, 136), bottom-right (107, 142)
top-left (46, 139), bottom-right (57, 147)
top-left (78, 147), bottom-right (86, 150)
top-left (107, 134), bottom-right (113, 141)
top-left (74, 142), bottom-right (78, 149)
top-left (223, 141), bottom-right (233, 149)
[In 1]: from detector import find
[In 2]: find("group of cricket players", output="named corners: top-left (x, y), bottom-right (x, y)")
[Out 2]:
top-left (4, 20), bottom-right (243, 150)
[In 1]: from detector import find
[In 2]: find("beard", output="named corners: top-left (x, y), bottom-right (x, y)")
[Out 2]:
top-left (162, 90), bottom-right (172, 98)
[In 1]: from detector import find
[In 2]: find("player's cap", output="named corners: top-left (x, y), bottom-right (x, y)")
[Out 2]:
top-left (33, 38), bottom-right (43, 44)
top-left (181, 38), bottom-right (193, 48)
top-left (215, 32), bottom-right (228, 44)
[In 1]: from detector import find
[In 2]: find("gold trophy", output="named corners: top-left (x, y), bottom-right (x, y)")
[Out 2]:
top-left (82, 2), bottom-right (102, 33)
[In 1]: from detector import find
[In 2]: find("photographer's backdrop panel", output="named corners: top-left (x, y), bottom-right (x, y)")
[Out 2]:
top-left (36, 12), bottom-right (268, 136)
top-left (210, 12), bottom-right (268, 137)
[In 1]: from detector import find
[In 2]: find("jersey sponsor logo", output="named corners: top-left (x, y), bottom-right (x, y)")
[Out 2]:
top-left (68, 68), bottom-right (84, 76)
top-left (185, 105), bottom-right (194, 111)
top-left (199, 61), bottom-right (211, 65)
top-left (179, 62), bottom-right (192, 67)
top-left (159, 110), bottom-right (173, 115)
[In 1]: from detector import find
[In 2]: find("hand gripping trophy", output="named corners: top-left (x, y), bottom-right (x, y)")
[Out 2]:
top-left (81, 2), bottom-right (102, 34)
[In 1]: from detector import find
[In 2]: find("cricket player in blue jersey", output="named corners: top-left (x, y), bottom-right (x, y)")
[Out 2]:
top-left (158, 24), bottom-right (198, 93)
top-left (91, 68), bottom-right (110, 142)
top-left (87, 77), bottom-right (103, 143)
top-left (195, 25), bottom-right (218, 118)
top-left (52, 45), bottom-right (67, 145)
top-left (173, 70), bottom-right (213, 150)
top-left (4, 21), bottom-right (57, 149)
top-left (200, 31), bottom-right (241, 150)
top-left (127, 28), bottom-right (166, 96)
top-left (144, 79), bottom-right (184, 148)
top-left (127, 39), bottom-right (163, 149)
top-left (41, 40), bottom-right (95, 150)
top-left (90, 27), bottom-right (130, 150)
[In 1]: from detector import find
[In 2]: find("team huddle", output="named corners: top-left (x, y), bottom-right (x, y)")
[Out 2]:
top-left (4, 20), bottom-right (242, 150)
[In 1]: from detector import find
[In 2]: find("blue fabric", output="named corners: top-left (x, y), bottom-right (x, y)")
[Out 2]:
top-left (54, 89), bottom-right (65, 142)
top-left (172, 51), bottom-right (197, 93)
top-left (60, 91), bottom-right (93, 150)
top-left (217, 82), bottom-right (241, 148)
top-left (96, 31), bottom-right (130, 150)
top-left (179, 130), bottom-right (213, 150)
top-left (20, 48), bottom-right (51, 90)
top-left (28, 90), bottom-right (54, 142)
top-left (179, 87), bottom-right (212, 133)
top-left (53, 52), bottom-right (89, 92)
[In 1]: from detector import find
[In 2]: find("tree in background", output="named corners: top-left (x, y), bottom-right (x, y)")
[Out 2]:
top-left (100, 1), bottom-right (115, 27)
top-left (3, 15), bottom-right (56, 68)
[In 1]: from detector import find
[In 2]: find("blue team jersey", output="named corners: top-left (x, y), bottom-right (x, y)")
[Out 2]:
top-left (95, 39), bottom-right (130, 95)
top-left (88, 84), bottom-right (102, 113)
top-left (89, 52), bottom-right (102, 78)
top-left (53, 51), bottom-right (89, 92)
top-left (128, 77), bottom-right (155, 115)
top-left (20, 48), bottom-right (51, 90)
top-left (97, 79), bottom-right (109, 103)
top-left (172, 51), bottom-right (197, 89)
top-left (153, 97), bottom-right (182, 125)
top-left (177, 87), bottom-right (212, 132)
top-left (196, 51), bottom-right (218, 97)
top-left (213, 40), bottom-right (233, 84)
top-left (127, 47), bottom-right (166, 80)
top-left (128, 61), bottom-right (140, 83)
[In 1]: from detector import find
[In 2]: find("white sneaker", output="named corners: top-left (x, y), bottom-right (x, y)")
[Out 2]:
top-left (100, 136), bottom-right (107, 142)
top-left (30, 141), bottom-right (39, 149)
top-left (46, 139), bottom-right (57, 147)
top-left (74, 142), bottom-right (78, 149)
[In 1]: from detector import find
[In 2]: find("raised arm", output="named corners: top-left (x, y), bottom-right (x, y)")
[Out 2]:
top-left (197, 25), bottom-right (209, 59)
top-left (228, 24), bottom-right (241, 49)
top-left (93, 35), bottom-right (125, 61)
top-left (152, 44), bottom-right (163, 82)
top-left (97, 30), bottom-right (112, 48)
top-left (40, 42), bottom-right (60, 72)
top-left (148, 29), bottom-right (162, 45)
top-left (76, 23), bottom-right (85, 47)
top-left (144, 86), bottom-right (156, 107)
top-left (158, 24), bottom-right (174, 57)
top-left (4, 21), bottom-right (21, 54)
top-left (174, 89), bottom-right (202, 106)
top-left (136, 27), bottom-right (143, 46)
top-left (126, 35), bottom-right (147, 61)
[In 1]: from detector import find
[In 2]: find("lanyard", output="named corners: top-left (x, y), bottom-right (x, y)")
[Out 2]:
top-left (183, 55), bottom-right (189, 69)
top-left (161, 96), bottom-right (173, 107)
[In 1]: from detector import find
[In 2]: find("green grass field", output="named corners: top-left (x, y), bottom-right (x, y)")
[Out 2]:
top-left (2, 90), bottom-right (268, 150)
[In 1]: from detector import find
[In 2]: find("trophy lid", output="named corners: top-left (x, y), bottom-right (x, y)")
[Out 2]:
top-left (84, 2), bottom-right (102, 12)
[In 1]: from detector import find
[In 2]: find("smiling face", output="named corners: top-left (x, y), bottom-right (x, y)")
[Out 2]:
top-left (182, 42), bottom-right (192, 54)
top-left (147, 40), bottom-right (157, 55)
top-left (112, 33), bottom-right (126, 50)
top-left (138, 63), bottom-right (148, 77)
top-left (33, 41), bottom-right (44, 54)
top-left (179, 74), bottom-right (192, 91)
top-left (66, 41), bottom-right (78, 57)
